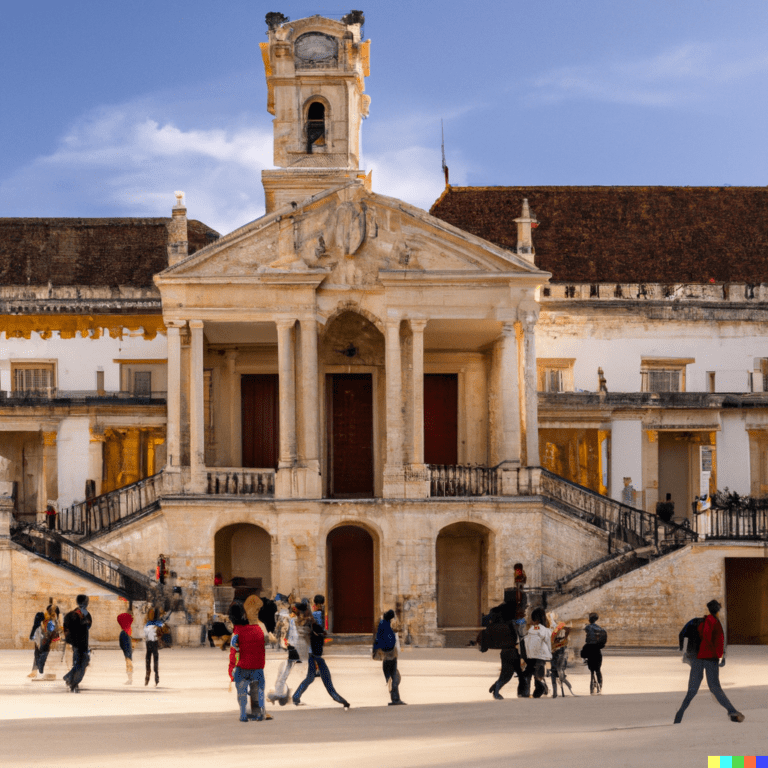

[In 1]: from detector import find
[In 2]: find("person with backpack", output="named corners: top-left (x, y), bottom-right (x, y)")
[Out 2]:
top-left (292, 598), bottom-right (350, 709)
top-left (581, 612), bottom-right (606, 695)
top-left (373, 609), bottom-right (406, 705)
top-left (479, 599), bottom-right (526, 700)
top-left (62, 594), bottom-right (92, 693)
top-left (673, 600), bottom-right (745, 724)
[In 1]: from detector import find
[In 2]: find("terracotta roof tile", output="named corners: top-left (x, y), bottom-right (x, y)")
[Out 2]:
top-left (0, 218), bottom-right (219, 287)
top-left (430, 186), bottom-right (768, 283)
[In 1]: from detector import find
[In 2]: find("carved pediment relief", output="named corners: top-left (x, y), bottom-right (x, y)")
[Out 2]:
top-left (158, 187), bottom-right (546, 285)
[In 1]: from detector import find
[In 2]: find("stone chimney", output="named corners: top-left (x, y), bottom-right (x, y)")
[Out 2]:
top-left (167, 191), bottom-right (189, 266)
top-left (514, 198), bottom-right (538, 263)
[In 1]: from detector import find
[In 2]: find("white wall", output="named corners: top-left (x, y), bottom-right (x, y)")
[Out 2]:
top-left (609, 419), bottom-right (643, 503)
top-left (0, 331), bottom-right (167, 392)
top-left (717, 412), bottom-right (751, 495)
top-left (56, 418), bottom-right (93, 508)
top-left (537, 316), bottom-right (768, 393)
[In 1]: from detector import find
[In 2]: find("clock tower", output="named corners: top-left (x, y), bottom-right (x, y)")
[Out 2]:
top-left (260, 12), bottom-right (371, 213)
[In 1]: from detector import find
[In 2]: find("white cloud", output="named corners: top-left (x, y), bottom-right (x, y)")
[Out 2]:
top-left (530, 42), bottom-right (768, 107)
top-left (0, 96), bottom-right (463, 232)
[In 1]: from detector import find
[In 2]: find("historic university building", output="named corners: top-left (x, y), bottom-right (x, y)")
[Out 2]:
top-left (2, 12), bottom-right (768, 648)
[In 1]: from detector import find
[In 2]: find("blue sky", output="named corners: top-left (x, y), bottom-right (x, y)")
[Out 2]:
top-left (2, 1), bottom-right (767, 234)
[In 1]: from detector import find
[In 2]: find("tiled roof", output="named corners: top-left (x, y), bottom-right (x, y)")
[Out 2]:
top-left (0, 218), bottom-right (219, 287)
top-left (430, 186), bottom-right (768, 283)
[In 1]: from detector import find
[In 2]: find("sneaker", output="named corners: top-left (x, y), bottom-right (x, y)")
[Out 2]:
top-left (278, 694), bottom-right (290, 706)
top-left (493, 688), bottom-right (504, 700)
top-left (292, 697), bottom-right (301, 706)
top-left (730, 712), bottom-right (745, 723)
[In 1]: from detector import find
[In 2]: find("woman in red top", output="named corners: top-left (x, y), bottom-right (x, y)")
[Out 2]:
top-left (674, 600), bottom-right (744, 724)
top-left (229, 602), bottom-right (271, 722)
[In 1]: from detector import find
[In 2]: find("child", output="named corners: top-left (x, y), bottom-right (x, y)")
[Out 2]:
top-left (117, 612), bottom-right (134, 684)
top-left (523, 607), bottom-right (552, 698)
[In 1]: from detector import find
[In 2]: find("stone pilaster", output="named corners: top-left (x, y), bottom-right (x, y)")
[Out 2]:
top-left (405, 318), bottom-right (430, 498)
top-left (521, 312), bottom-right (540, 469)
top-left (275, 319), bottom-right (297, 498)
top-left (383, 318), bottom-right (405, 497)
top-left (165, 321), bottom-right (185, 490)
top-left (188, 320), bottom-right (206, 493)
top-left (296, 316), bottom-right (322, 498)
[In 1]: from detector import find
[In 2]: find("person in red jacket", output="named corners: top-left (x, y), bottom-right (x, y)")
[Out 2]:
top-left (673, 599), bottom-right (745, 724)
top-left (229, 602), bottom-right (271, 722)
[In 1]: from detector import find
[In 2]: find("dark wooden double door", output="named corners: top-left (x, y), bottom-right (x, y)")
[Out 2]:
top-left (241, 372), bottom-right (459, 489)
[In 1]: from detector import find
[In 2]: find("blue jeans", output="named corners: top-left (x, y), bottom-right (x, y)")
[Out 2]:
top-left (675, 657), bottom-right (736, 722)
top-left (293, 655), bottom-right (345, 704)
top-left (234, 667), bottom-right (265, 720)
top-left (119, 630), bottom-right (133, 660)
top-left (65, 648), bottom-right (90, 689)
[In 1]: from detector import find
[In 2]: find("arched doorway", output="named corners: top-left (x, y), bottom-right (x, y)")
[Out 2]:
top-left (327, 525), bottom-right (374, 633)
top-left (436, 522), bottom-right (490, 627)
top-left (214, 523), bottom-right (272, 599)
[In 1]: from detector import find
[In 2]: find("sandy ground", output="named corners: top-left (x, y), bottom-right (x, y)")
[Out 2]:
top-left (2, 643), bottom-right (767, 767)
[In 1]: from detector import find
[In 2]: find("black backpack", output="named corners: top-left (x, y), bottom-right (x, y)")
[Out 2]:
top-left (594, 626), bottom-right (608, 649)
top-left (680, 617), bottom-right (705, 659)
top-left (62, 609), bottom-right (78, 645)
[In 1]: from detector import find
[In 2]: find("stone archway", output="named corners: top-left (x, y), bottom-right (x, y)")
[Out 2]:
top-left (214, 523), bottom-right (272, 597)
top-left (436, 522), bottom-right (490, 628)
top-left (327, 524), bottom-right (375, 633)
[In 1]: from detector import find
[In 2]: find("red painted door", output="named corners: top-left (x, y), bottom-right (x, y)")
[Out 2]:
top-left (329, 373), bottom-right (374, 497)
top-left (241, 374), bottom-right (279, 469)
top-left (328, 525), bottom-right (374, 633)
top-left (424, 373), bottom-right (458, 465)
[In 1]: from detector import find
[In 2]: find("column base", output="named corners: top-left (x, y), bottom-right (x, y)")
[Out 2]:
top-left (188, 466), bottom-right (207, 494)
top-left (517, 467), bottom-right (541, 495)
top-left (163, 467), bottom-right (183, 494)
top-left (382, 465), bottom-right (406, 498)
top-left (500, 465), bottom-right (520, 496)
top-left (404, 464), bottom-right (431, 499)
top-left (275, 465), bottom-right (323, 499)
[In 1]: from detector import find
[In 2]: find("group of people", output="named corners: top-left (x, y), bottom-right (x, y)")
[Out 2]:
top-left (28, 587), bottom-right (746, 726)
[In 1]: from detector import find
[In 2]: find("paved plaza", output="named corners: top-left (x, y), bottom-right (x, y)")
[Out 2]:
top-left (2, 644), bottom-right (767, 767)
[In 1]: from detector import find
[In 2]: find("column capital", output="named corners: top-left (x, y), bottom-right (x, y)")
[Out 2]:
top-left (409, 318), bottom-right (428, 332)
top-left (500, 321), bottom-right (516, 337)
top-left (275, 317), bottom-right (297, 331)
top-left (42, 431), bottom-right (57, 447)
top-left (165, 319), bottom-right (187, 330)
top-left (188, 319), bottom-right (204, 330)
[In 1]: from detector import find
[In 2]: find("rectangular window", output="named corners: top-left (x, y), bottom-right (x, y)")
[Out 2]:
top-left (641, 358), bottom-right (693, 393)
top-left (537, 359), bottom-right (574, 393)
top-left (134, 371), bottom-right (151, 396)
top-left (11, 362), bottom-right (55, 394)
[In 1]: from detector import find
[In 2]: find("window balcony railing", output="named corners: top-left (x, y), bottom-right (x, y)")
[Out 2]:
top-left (207, 468), bottom-right (275, 496)
top-left (0, 389), bottom-right (167, 404)
top-left (428, 464), bottom-right (500, 497)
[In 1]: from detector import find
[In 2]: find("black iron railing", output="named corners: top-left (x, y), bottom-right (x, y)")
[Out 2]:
top-left (693, 496), bottom-right (768, 540)
top-left (0, 390), bottom-right (166, 405)
top-left (539, 468), bottom-right (697, 550)
top-left (207, 469), bottom-right (275, 496)
top-left (58, 473), bottom-right (163, 538)
top-left (428, 464), bottom-right (499, 497)
top-left (11, 525), bottom-right (153, 601)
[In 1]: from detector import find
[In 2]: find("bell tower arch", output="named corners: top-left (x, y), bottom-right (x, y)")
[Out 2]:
top-left (260, 12), bottom-right (371, 212)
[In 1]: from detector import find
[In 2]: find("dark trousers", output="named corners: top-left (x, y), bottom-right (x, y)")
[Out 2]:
top-left (583, 645), bottom-right (603, 690)
top-left (36, 641), bottom-right (51, 673)
top-left (119, 630), bottom-right (133, 660)
top-left (293, 655), bottom-right (345, 703)
top-left (64, 647), bottom-right (89, 689)
top-left (524, 659), bottom-right (548, 697)
top-left (382, 658), bottom-right (402, 703)
top-left (675, 657), bottom-right (737, 722)
top-left (145, 640), bottom-right (159, 680)
top-left (495, 648), bottom-right (525, 695)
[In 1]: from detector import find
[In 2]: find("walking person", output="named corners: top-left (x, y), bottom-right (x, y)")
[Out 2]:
top-left (62, 594), bottom-right (92, 693)
top-left (117, 612), bottom-right (134, 684)
top-left (268, 596), bottom-right (303, 706)
top-left (143, 608), bottom-right (164, 686)
top-left (581, 612), bottom-right (607, 695)
top-left (523, 607), bottom-right (552, 698)
top-left (292, 600), bottom-right (350, 709)
top-left (373, 609), bottom-right (406, 705)
top-left (230, 601), bottom-right (272, 722)
top-left (550, 619), bottom-right (574, 697)
top-left (28, 611), bottom-right (46, 678)
top-left (674, 600), bottom-right (745, 724)
top-left (480, 599), bottom-right (525, 700)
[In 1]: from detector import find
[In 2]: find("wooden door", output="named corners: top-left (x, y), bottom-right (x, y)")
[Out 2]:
top-left (328, 525), bottom-right (374, 633)
top-left (241, 374), bottom-right (279, 469)
top-left (328, 373), bottom-right (373, 497)
top-left (726, 558), bottom-right (768, 644)
top-left (424, 373), bottom-right (458, 465)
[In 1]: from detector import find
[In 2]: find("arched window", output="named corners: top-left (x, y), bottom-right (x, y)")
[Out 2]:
top-left (307, 101), bottom-right (326, 153)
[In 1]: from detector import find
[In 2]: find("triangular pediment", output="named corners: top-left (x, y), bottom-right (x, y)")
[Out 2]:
top-left (155, 183), bottom-right (550, 288)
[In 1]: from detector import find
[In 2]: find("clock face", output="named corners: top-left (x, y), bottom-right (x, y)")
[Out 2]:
top-left (294, 33), bottom-right (338, 68)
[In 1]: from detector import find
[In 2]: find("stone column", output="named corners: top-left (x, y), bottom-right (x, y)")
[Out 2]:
top-left (165, 321), bottom-right (185, 482)
top-left (225, 350), bottom-right (239, 467)
top-left (298, 317), bottom-right (321, 497)
top-left (404, 319), bottom-right (430, 497)
top-left (275, 319), bottom-right (297, 498)
top-left (88, 429), bottom-right (105, 498)
top-left (189, 320), bottom-right (206, 493)
top-left (497, 322), bottom-right (522, 495)
top-left (521, 312), bottom-right (540, 466)
top-left (383, 318), bottom-right (405, 497)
